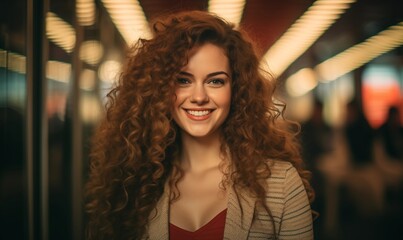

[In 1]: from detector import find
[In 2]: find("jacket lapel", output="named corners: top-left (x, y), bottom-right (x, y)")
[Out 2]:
top-left (147, 186), bottom-right (170, 240)
top-left (223, 185), bottom-right (256, 240)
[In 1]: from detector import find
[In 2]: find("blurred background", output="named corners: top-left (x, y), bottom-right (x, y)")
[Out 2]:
top-left (1, 0), bottom-right (402, 239)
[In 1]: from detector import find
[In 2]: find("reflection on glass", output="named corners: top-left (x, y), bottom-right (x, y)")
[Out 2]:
top-left (0, 51), bottom-right (28, 239)
top-left (47, 4), bottom-right (75, 240)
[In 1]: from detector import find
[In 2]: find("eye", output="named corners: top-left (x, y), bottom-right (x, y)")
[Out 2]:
top-left (176, 77), bottom-right (191, 85)
top-left (208, 78), bottom-right (225, 86)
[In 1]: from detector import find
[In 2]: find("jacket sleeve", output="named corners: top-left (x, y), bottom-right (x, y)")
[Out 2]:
top-left (278, 166), bottom-right (313, 239)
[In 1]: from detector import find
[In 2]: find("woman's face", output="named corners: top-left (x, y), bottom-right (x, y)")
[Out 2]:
top-left (172, 43), bottom-right (231, 139)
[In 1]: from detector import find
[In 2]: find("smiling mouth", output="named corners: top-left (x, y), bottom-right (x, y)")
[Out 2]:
top-left (185, 109), bottom-right (213, 116)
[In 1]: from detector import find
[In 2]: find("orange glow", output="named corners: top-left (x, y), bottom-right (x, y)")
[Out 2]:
top-left (362, 84), bottom-right (400, 128)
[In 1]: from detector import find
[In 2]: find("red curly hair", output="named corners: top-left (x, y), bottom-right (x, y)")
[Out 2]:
top-left (85, 10), bottom-right (314, 239)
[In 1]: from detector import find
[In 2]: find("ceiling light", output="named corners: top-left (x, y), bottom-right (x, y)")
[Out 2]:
top-left (79, 69), bottom-right (97, 90)
top-left (98, 60), bottom-right (121, 83)
top-left (81, 95), bottom-right (102, 124)
top-left (79, 40), bottom-right (104, 65)
top-left (76, 0), bottom-right (96, 26)
top-left (260, 0), bottom-right (356, 77)
top-left (46, 12), bottom-right (76, 53)
top-left (286, 68), bottom-right (318, 97)
top-left (101, 0), bottom-right (152, 45)
top-left (208, 0), bottom-right (246, 28)
top-left (316, 22), bottom-right (403, 82)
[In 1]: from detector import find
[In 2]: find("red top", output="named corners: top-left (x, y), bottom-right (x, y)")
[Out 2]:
top-left (169, 209), bottom-right (227, 240)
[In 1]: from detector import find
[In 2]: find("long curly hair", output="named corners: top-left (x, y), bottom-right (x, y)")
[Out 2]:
top-left (85, 10), bottom-right (314, 240)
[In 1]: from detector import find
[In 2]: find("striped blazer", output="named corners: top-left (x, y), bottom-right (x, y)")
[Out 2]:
top-left (145, 160), bottom-right (313, 239)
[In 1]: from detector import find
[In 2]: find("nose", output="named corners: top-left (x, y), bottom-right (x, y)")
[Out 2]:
top-left (190, 84), bottom-right (209, 104)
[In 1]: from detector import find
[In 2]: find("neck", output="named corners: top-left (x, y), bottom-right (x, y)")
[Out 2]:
top-left (179, 131), bottom-right (225, 173)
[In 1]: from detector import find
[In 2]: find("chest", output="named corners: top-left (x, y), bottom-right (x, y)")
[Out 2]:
top-left (169, 169), bottom-right (228, 231)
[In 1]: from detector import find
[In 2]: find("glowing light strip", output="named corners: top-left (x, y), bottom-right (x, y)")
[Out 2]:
top-left (0, 49), bottom-right (71, 83)
top-left (101, 0), bottom-right (152, 44)
top-left (208, 0), bottom-right (246, 27)
top-left (46, 60), bottom-right (72, 83)
top-left (316, 22), bottom-right (403, 82)
top-left (0, 50), bottom-right (26, 74)
top-left (0, 50), bottom-right (72, 86)
top-left (0, 49), bottom-right (6, 68)
top-left (8, 53), bottom-right (26, 74)
top-left (286, 68), bottom-right (317, 97)
top-left (286, 22), bottom-right (403, 97)
top-left (76, 0), bottom-right (96, 26)
top-left (46, 12), bottom-right (76, 53)
top-left (261, 0), bottom-right (355, 77)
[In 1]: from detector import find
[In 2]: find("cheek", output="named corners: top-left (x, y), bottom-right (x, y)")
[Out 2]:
top-left (220, 90), bottom-right (232, 110)
top-left (173, 88), bottom-right (187, 104)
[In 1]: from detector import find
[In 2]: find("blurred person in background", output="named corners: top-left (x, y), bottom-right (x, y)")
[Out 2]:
top-left (336, 101), bottom-right (403, 239)
top-left (345, 100), bottom-right (375, 167)
top-left (300, 99), bottom-right (333, 170)
top-left (341, 100), bottom-right (378, 217)
top-left (300, 99), bottom-right (332, 237)
top-left (85, 11), bottom-right (314, 240)
top-left (377, 105), bottom-right (403, 227)
top-left (379, 105), bottom-right (403, 161)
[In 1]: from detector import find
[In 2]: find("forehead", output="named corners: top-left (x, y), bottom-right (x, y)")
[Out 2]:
top-left (182, 43), bottom-right (229, 74)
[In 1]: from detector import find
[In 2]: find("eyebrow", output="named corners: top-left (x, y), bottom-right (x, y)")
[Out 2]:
top-left (179, 71), bottom-right (230, 78)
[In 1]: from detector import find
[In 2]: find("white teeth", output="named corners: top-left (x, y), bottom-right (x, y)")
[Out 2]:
top-left (187, 110), bottom-right (211, 116)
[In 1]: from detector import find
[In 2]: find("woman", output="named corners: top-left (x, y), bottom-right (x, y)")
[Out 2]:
top-left (85, 10), bottom-right (314, 240)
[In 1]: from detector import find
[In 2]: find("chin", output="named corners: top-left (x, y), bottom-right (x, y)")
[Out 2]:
top-left (182, 127), bottom-right (218, 139)
top-left (185, 131), bottom-right (212, 138)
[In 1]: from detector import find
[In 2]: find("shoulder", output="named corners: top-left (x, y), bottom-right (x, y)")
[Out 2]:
top-left (250, 159), bottom-right (313, 239)
top-left (265, 159), bottom-right (299, 186)
top-left (264, 159), bottom-right (306, 201)
top-left (261, 159), bottom-right (311, 222)
top-left (267, 159), bottom-right (294, 176)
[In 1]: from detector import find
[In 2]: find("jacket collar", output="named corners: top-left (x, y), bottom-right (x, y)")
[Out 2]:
top-left (147, 183), bottom-right (255, 239)
top-left (147, 185), bottom-right (170, 240)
